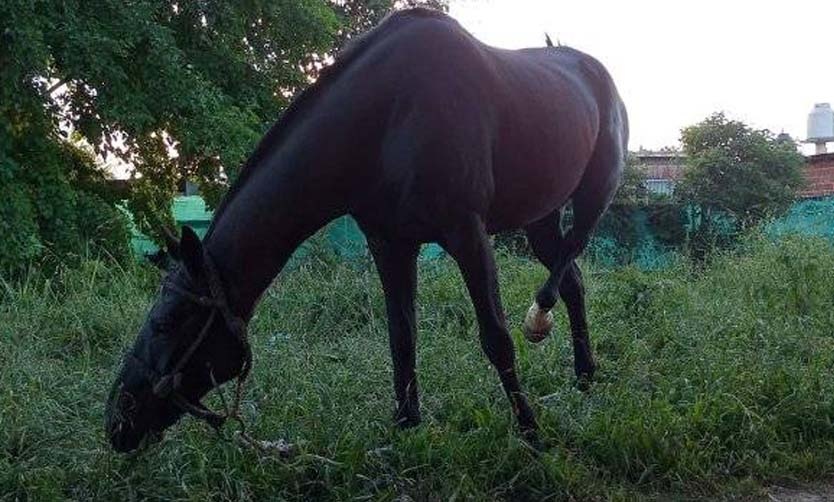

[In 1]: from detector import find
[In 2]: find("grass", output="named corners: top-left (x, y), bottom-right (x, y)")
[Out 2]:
top-left (2, 233), bottom-right (834, 500)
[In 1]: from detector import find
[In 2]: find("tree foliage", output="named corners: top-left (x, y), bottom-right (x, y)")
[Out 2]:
top-left (676, 113), bottom-right (806, 227)
top-left (0, 0), bottom-right (446, 272)
top-left (613, 154), bottom-right (649, 206)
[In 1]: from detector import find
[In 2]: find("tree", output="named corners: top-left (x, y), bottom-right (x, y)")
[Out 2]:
top-left (613, 154), bottom-right (649, 206)
top-left (0, 0), bottom-right (447, 272)
top-left (676, 113), bottom-right (806, 228)
top-left (334, 0), bottom-right (447, 39)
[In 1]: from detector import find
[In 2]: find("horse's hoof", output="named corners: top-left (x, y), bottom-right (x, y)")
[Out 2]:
top-left (576, 375), bottom-right (592, 392)
top-left (521, 427), bottom-right (544, 451)
top-left (396, 416), bottom-right (421, 429)
top-left (523, 302), bottom-right (553, 343)
top-left (524, 329), bottom-right (550, 343)
top-left (394, 406), bottom-right (421, 429)
top-left (575, 361), bottom-right (596, 391)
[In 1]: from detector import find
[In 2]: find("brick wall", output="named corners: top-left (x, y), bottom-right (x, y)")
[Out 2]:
top-left (800, 153), bottom-right (834, 198)
top-left (634, 152), bottom-right (687, 181)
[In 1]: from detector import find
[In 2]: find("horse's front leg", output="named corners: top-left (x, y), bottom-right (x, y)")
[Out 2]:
top-left (441, 214), bottom-right (539, 440)
top-left (366, 235), bottom-right (422, 427)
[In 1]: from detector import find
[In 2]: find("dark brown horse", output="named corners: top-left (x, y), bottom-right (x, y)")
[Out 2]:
top-left (105, 8), bottom-right (628, 452)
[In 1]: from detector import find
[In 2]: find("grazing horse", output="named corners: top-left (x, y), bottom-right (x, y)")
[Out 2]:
top-left (105, 8), bottom-right (628, 452)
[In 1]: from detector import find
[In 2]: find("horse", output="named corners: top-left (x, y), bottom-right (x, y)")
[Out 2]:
top-left (105, 7), bottom-right (628, 452)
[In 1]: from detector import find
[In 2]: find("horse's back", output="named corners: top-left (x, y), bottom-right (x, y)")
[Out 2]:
top-left (345, 11), bottom-right (505, 235)
top-left (343, 10), bottom-right (626, 236)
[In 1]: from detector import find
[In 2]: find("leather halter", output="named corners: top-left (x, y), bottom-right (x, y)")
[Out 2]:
top-left (130, 249), bottom-right (252, 430)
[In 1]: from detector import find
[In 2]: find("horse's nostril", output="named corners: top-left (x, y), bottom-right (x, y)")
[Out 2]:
top-left (108, 413), bottom-right (146, 453)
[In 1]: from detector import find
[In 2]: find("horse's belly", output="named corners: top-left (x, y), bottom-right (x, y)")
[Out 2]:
top-left (486, 158), bottom-right (588, 233)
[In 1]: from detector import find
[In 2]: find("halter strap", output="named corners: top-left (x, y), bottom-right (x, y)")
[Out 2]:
top-left (202, 251), bottom-right (252, 381)
top-left (133, 248), bottom-right (252, 431)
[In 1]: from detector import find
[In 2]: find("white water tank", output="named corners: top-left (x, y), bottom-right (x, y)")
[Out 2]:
top-left (808, 103), bottom-right (834, 141)
top-left (808, 103), bottom-right (834, 154)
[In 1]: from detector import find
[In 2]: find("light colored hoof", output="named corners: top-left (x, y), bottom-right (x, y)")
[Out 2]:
top-left (523, 302), bottom-right (553, 343)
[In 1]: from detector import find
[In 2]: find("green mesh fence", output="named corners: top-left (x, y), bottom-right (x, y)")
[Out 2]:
top-left (129, 197), bottom-right (443, 262)
top-left (129, 196), bottom-right (834, 269)
top-left (325, 216), bottom-right (444, 260)
top-left (766, 197), bottom-right (834, 242)
top-left (588, 208), bottom-right (679, 270)
top-left (588, 197), bottom-right (834, 269)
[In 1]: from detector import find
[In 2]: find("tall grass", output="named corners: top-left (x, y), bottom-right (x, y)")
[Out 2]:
top-left (2, 234), bottom-right (834, 500)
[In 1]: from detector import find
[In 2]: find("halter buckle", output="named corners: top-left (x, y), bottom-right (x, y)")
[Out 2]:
top-left (152, 372), bottom-right (182, 398)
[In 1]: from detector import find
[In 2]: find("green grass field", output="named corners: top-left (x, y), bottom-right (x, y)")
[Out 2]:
top-left (3, 234), bottom-right (834, 500)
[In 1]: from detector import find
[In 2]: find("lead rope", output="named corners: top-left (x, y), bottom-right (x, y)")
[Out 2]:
top-left (199, 251), bottom-right (293, 457)
top-left (206, 368), bottom-right (292, 456)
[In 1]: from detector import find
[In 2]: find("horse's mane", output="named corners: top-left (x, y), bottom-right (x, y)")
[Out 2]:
top-left (205, 8), bottom-right (448, 237)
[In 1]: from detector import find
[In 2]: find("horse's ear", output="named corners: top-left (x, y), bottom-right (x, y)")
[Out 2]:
top-left (179, 225), bottom-right (204, 279)
top-left (161, 226), bottom-right (181, 261)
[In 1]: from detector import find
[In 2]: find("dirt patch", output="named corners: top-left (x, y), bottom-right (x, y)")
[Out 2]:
top-left (767, 484), bottom-right (834, 502)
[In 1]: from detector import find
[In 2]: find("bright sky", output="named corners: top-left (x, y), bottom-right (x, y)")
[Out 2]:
top-left (448, 0), bottom-right (834, 153)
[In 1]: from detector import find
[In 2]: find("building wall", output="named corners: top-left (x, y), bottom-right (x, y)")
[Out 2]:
top-left (639, 155), bottom-right (686, 181)
top-left (800, 153), bottom-right (834, 198)
top-left (633, 151), bottom-right (687, 195)
top-left (633, 151), bottom-right (834, 199)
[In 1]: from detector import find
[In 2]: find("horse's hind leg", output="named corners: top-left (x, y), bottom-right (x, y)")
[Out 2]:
top-left (366, 235), bottom-right (422, 427)
top-left (523, 125), bottom-right (626, 381)
top-left (442, 214), bottom-right (538, 439)
top-left (525, 212), bottom-right (595, 380)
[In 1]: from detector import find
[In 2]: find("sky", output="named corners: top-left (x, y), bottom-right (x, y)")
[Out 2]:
top-left (448, 0), bottom-right (834, 153)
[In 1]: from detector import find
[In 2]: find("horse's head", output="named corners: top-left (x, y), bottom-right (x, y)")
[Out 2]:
top-left (105, 226), bottom-right (249, 452)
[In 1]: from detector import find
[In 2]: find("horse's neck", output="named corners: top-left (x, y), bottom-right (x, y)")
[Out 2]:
top-left (204, 134), bottom-right (352, 319)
